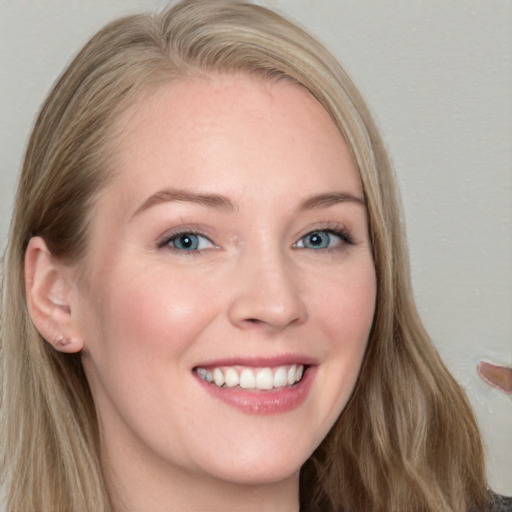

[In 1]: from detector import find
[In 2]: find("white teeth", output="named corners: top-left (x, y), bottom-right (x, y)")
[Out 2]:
top-left (196, 364), bottom-right (305, 390)
top-left (240, 368), bottom-right (256, 389)
top-left (213, 368), bottom-right (225, 386)
top-left (273, 366), bottom-right (288, 387)
top-left (224, 368), bottom-right (240, 387)
top-left (256, 368), bottom-right (274, 390)
top-left (287, 364), bottom-right (297, 385)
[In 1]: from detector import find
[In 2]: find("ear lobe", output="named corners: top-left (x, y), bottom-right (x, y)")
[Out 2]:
top-left (25, 236), bottom-right (83, 353)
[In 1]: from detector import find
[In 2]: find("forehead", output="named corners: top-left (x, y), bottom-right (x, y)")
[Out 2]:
top-left (101, 73), bottom-right (361, 209)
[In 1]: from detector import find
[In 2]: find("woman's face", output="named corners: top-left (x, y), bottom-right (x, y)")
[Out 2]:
top-left (75, 74), bottom-right (376, 490)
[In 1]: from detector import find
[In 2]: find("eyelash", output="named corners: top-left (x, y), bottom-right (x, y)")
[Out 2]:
top-left (293, 226), bottom-right (354, 252)
top-left (157, 229), bottom-right (216, 253)
top-left (157, 225), bottom-right (354, 254)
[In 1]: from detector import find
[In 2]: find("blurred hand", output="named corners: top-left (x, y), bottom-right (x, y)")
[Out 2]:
top-left (477, 361), bottom-right (512, 395)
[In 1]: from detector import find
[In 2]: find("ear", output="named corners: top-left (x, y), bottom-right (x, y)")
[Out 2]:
top-left (25, 236), bottom-right (84, 353)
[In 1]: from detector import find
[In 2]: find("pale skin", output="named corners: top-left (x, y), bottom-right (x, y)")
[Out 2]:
top-left (25, 74), bottom-right (377, 511)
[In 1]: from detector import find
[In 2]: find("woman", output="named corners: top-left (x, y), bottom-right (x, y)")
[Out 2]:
top-left (0, 1), bottom-right (508, 511)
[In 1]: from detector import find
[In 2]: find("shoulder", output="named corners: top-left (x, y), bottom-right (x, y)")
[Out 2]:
top-left (491, 493), bottom-right (512, 512)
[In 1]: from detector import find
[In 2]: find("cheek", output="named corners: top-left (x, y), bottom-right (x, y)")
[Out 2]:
top-left (83, 265), bottom-right (220, 374)
top-left (314, 262), bottom-right (376, 346)
top-left (282, 260), bottom-right (376, 447)
top-left (313, 262), bottom-right (376, 401)
top-left (79, 265), bottom-right (224, 439)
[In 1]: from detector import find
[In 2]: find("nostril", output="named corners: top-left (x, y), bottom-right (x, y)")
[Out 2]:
top-left (227, 285), bottom-right (307, 330)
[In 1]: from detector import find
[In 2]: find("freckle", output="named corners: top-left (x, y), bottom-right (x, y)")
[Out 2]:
top-left (229, 234), bottom-right (244, 248)
top-left (477, 360), bottom-right (512, 395)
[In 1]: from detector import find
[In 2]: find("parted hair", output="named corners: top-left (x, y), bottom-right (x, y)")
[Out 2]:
top-left (1, 1), bottom-right (489, 511)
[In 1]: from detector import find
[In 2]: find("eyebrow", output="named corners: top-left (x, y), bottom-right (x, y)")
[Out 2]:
top-left (132, 188), bottom-right (365, 218)
top-left (132, 188), bottom-right (236, 217)
top-left (298, 192), bottom-right (365, 210)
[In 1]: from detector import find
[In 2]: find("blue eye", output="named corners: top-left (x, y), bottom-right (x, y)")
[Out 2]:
top-left (295, 229), bottom-right (351, 250)
top-left (165, 232), bottom-right (213, 251)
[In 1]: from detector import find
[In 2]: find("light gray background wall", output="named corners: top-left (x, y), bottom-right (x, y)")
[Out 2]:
top-left (1, 0), bottom-right (511, 495)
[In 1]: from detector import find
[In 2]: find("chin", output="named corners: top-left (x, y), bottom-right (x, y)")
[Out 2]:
top-left (187, 429), bottom-right (318, 487)
top-left (202, 457), bottom-right (303, 487)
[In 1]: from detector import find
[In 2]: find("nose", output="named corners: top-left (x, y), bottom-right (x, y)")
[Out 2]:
top-left (227, 249), bottom-right (308, 331)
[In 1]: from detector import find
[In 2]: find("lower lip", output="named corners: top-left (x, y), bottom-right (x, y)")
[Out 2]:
top-left (195, 366), bottom-right (316, 415)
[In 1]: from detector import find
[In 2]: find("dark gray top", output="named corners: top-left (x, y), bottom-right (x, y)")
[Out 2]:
top-left (298, 493), bottom-right (512, 511)
top-left (494, 494), bottom-right (512, 512)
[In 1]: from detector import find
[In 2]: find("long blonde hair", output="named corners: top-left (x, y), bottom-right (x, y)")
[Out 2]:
top-left (1, 1), bottom-right (489, 511)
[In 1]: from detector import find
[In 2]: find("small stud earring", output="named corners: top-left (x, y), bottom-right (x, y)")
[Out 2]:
top-left (54, 335), bottom-right (71, 348)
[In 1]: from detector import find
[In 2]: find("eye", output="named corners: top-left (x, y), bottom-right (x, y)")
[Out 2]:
top-left (162, 232), bottom-right (214, 251)
top-left (295, 229), bottom-right (352, 250)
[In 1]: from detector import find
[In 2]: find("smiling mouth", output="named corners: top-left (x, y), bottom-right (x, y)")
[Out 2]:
top-left (194, 364), bottom-right (305, 391)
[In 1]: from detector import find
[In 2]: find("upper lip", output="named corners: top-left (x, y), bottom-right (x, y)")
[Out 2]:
top-left (193, 354), bottom-right (318, 369)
